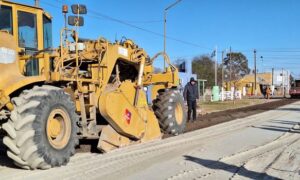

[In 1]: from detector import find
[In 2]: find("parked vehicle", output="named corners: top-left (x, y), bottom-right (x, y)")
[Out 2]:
top-left (289, 80), bottom-right (300, 98)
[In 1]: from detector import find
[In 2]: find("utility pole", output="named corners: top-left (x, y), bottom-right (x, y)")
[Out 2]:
top-left (163, 11), bottom-right (166, 69)
top-left (221, 51), bottom-right (224, 88)
top-left (215, 46), bottom-right (218, 86)
top-left (164, 0), bottom-right (182, 69)
top-left (221, 50), bottom-right (224, 101)
top-left (254, 49), bottom-right (257, 96)
top-left (260, 56), bottom-right (264, 73)
top-left (229, 47), bottom-right (235, 103)
top-left (229, 47), bottom-right (232, 88)
top-left (271, 68), bottom-right (274, 86)
top-left (282, 68), bottom-right (284, 97)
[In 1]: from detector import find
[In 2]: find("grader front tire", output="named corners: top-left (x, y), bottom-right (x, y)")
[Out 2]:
top-left (2, 86), bottom-right (78, 169)
top-left (153, 89), bottom-right (187, 135)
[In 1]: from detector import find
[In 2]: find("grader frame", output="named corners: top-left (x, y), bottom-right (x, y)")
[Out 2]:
top-left (0, 1), bottom-right (186, 169)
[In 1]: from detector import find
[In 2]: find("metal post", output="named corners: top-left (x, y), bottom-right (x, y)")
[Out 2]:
top-left (134, 57), bottom-right (146, 106)
top-left (163, 0), bottom-right (182, 70)
top-left (282, 68), bottom-right (284, 97)
top-left (202, 81), bottom-right (205, 102)
top-left (287, 70), bottom-right (290, 97)
top-left (229, 47), bottom-right (232, 89)
top-left (254, 49), bottom-right (257, 95)
top-left (221, 51), bottom-right (224, 86)
top-left (215, 46), bottom-right (218, 86)
top-left (197, 79), bottom-right (201, 101)
top-left (163, 11), bottom-right (167, 69)
top-left (221, 51), bottom-right (224, 101)
top-left (272, 68), bottom-right (274, 85)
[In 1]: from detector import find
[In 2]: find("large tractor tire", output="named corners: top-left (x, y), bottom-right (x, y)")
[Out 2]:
top-left (2, 86), bottom-right (78, 169)
top-left (153, 89), bottom-right (187, 135)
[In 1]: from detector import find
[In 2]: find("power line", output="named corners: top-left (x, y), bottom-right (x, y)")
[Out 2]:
top-left (245, 50), bottom-right (300, 53)
top-left (262, 57), bottom-right (300, 59)
top-left (120, 20), bottom-right (163, 24)
top-left (41, 0), bottom-right (300, 71)
top-left (259, 54), bottom-right (300, 57)
top-left (87, 9), bottom-right (212, 50)
top-left (41, 0), bottom-right (212, 50)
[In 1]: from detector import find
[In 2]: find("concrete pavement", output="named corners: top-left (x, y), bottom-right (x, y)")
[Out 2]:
top-left (1, 101), bottom-right (300, 180)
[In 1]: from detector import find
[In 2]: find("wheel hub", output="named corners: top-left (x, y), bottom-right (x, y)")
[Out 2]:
top-left (175, 103), bottom-right (183, 124)
top-left (48, 118), bottom-right (62, 138)
top-left (46, 109), bottom-right (71, 149)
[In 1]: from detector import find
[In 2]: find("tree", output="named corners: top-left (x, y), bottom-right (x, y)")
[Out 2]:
top-left (192, 55), bottom-right (222, 88)
top-left (223, 52), bottom-right (250, 82)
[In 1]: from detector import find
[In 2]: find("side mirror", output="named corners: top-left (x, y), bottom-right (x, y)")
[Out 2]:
top-left (71, 4), bottom-right (87, 14)
top-left (68, 16), bottom-right (84, 26)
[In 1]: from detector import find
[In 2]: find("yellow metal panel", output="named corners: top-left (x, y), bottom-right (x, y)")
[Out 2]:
top-left (99, 81), bottom-right (146, 139)
top-left (97, 125), bottom-right (132, 152)
top-left (140, 110), bottom-right (161, 142)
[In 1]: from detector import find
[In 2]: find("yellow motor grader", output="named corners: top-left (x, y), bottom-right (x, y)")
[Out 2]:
top-left (0, 1), bottom-right (186, 169)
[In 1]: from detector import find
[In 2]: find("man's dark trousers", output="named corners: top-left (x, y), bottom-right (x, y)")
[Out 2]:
top-left (187, 100), bottom-right (197, 121)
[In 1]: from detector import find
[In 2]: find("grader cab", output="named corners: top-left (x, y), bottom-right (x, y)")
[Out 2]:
top-left (0, 1), bottom-right (187, 169)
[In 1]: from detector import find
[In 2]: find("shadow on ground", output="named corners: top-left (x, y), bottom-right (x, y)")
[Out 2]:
top-left (184, 155), bottom-right (281, 180)
top-left (269, 120), bottom-right (299, 126)
top-left (276, 107), bottom-right (300, 112)
top-left (252, 120), bottom-right (300, 133)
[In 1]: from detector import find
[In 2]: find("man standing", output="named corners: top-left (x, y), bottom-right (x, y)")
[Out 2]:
top-left (183, 77), bottom-right (199, 122)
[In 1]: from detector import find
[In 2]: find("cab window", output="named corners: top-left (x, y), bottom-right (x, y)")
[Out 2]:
top-left (43, 15), bottom-right (52, 49)
top-left (0, 5), bottom-right (13, 34)
top-left (18, 11), bottom-right (38, 49)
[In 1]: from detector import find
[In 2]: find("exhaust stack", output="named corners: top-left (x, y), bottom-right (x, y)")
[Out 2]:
top-left (34, 0), bottom-right (39, 7)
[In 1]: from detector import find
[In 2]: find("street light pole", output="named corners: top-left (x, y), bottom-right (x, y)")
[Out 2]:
top-left (282, 68), bottom-right (284, 97)
top-left (221, 50), bottom-right (224, 88)
top-left (229, 47), bottom-right (232, 87)
top-left (164, 0), bottom-right (182, 69)
top-left (215, 46), bottom-right (218, 86)
top-left (164, 11), bottom-right (167, 69)
top-left (254, 49), bottom-right (257, 95)
top-left (221, 50), bottom-right (224, 101)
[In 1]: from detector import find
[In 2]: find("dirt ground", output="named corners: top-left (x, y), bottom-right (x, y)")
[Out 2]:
top-left (183, 98), bottom-right (297, 134)
top-left (75, 99), bottom-right (297, 151)
top-left (77, 99), bottom-right (295, 151)
top-left (198, 98), bottom-right (279, 114)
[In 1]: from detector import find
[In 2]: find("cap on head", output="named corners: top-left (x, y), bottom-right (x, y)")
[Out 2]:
top-left (190, 77), bottom-right (196, 83)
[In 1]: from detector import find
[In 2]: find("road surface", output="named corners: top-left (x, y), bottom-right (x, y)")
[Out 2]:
top-left (1, 101), bottom-right (300, 180)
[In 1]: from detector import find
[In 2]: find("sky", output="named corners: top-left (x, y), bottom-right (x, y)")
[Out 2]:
top-left (14, 0), bottom-right (300, 77)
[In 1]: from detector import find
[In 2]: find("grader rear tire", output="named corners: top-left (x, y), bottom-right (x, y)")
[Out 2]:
top-left (2, 86), bottom-right (78, 169)
top-left (153, 89), bottom-right (187, 135)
